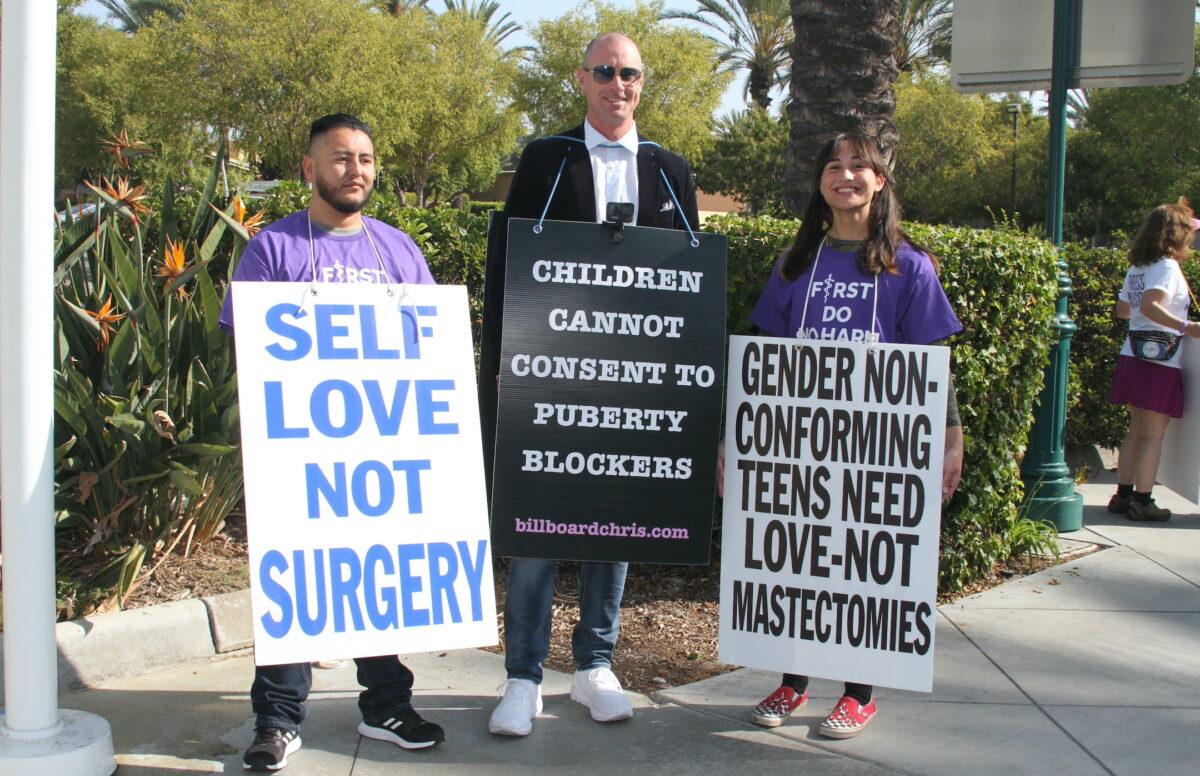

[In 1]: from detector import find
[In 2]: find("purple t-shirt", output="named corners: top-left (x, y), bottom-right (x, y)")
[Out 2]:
top-left (750, 241), bottom-right (961, 345)
top-left (218, 210), bottom-right (435, 331)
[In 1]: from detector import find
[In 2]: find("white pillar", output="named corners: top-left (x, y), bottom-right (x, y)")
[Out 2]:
top-left (0, 2), bottom-right (115, 773)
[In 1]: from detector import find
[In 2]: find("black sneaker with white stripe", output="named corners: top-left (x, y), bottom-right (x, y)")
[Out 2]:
top-left (357, 705), bottom-right (445, 749)
top-left (242, 727), bottom-right (301, 771)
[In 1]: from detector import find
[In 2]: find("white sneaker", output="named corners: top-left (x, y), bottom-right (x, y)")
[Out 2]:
top-left (489, 678), bottom-right (542, 736)
top-left (570, 667), bottom-right (633, 722)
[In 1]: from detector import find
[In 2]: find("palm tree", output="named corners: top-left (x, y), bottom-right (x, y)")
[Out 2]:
top-left (1066, 88), bottom-right (1092, 128)
top-left (374, 0), bottom-right (433, 13)
top-left (894, 0), bottom-right (951, 72)
top-left (442, 0), bottom-right (531, 56)
top-left (96, 0), bottom-right (186, 32)
top-left (665, 0), bottom-right (792, 110)
top-left (785, 0), bottom-right (900, 212)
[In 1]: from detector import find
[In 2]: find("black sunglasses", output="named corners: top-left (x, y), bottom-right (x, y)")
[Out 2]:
top-left (582, 65), bottom-right (643, 85)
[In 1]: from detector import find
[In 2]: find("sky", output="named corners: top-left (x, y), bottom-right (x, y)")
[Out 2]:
top-left (78, 0), bottom-right (753, 117)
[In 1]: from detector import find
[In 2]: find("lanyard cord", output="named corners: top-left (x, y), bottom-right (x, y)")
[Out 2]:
top-left (797, 235), bottom-right (880, 348)
top-left (533, 153), bottom-right (569, 235)
top-left (530, 136), bottom-right (699, 246)
top-left (658, 167), bottom-right (699, 247)
top-left (305, 211), bottom-right (397, 299)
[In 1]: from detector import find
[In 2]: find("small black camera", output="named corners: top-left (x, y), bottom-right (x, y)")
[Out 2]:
top-left (605, 201), bottom-right (635, 224)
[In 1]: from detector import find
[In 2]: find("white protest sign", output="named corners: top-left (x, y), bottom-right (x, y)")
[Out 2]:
top-left (1159, 338), bottom-right (1200, 506)
top-left (719, 336), bottom-right (948, 692)
top-left (232, 282), bottom-right (497, 666)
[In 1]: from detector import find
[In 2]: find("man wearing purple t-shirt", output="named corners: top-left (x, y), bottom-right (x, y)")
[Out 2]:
top-left (222, 114), bottom-right (443, 773)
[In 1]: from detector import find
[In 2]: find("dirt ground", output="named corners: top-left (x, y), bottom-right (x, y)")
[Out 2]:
top-left (121, 514), bottom-right (251, 611)
top-left (98, 515), bottom-right (1082, 697)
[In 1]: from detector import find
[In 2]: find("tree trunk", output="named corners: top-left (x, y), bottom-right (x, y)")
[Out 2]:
top-left (414, 171), bottom-right (428, 208)
top-left (786, 0), bottom-right (900, 214)
top-left (748, 66), bottom-right (773, 110)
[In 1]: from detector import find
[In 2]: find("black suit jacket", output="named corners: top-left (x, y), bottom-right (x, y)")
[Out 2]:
top-left (499, 124), bottom-right (700, 228)
top-left (478, 125), bottom-right (700, 478)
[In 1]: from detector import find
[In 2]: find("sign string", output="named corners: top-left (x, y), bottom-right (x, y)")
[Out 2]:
top-left (796, 235), bottom-right (881, 352)
top-left (531, 136), bottom-right (700, 247)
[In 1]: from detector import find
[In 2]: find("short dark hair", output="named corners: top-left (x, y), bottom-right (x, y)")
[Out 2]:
top-left (308, 113), bottom-right (373, 147)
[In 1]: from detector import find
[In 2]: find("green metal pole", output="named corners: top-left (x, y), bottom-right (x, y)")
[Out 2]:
top-left (1021, 0), bottom-right (1083, 532)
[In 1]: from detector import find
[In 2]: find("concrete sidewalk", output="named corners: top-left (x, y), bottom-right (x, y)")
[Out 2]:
top-left (61, 473), bottom-right (1198, 775)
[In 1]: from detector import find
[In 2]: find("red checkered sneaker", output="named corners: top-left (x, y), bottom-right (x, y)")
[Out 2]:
top-left (751, 686), bottom-right (808, 728)
top-left (819, 696), bottom-right (878, 739)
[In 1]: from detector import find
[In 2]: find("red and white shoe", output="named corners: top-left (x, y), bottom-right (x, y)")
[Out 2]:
top-left (819, 695), bottom-right (877, 739)
top-left (751, 685), bottom-right (808, 728)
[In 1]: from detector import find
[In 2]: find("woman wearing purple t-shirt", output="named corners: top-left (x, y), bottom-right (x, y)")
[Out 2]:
top-left (744, 133), bottom-right (963, 739)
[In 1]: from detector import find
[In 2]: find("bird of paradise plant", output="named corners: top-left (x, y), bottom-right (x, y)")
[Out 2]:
top-left (232, 195), bottom-right (265, 237)
top-left (99, 128), bottom-right (153, 170)
top-left (54, 140), bottom-right (252, 606)
top-left (83, 297), bottom-right (126, 351)
top-left (210, 194), bottom-right (265, 241)
top-left (85, 176), bottom-right (152, 225)
top-left (157, 238), bottom-right (190, 298)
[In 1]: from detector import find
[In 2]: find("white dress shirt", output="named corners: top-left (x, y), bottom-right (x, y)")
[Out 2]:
top-left (583, 119), bottom-right (639, 224)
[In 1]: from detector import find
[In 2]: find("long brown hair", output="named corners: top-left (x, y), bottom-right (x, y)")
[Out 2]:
top-left (1128, 198), bottom-right (1195, 266)
top-left (781, 133), bottom-right (930, 280)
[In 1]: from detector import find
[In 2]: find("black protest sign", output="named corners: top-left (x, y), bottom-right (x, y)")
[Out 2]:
top-left (718, 336), bottom-right (949, 692)
top-left (490, 218), bottom-right (727, 564)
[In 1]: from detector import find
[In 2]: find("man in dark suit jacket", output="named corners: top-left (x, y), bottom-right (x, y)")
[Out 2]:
top-left (482, 32), bottom-right (700, 738)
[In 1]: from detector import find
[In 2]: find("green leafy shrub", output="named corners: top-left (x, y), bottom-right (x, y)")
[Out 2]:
top-left (707, 214), bottom-right (1061, 591)
top-left (55, 147), bottom-right (247, 606)
top-left (1063, 243), bottom-right (1129, 448)
top-left (910, 223), bottom-right (1060, 590)
top-left (467, 201), bottom-right (504, 215)
top-left (701, 212), bottom-right (796, 333)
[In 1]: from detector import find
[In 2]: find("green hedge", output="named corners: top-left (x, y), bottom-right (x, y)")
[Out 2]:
top-left (1063, 244), bottom-right (1129, 448)
top-left (704, 215), bottom-right (1062, 591)
top-left (701, 213), bottom-right (796, 334)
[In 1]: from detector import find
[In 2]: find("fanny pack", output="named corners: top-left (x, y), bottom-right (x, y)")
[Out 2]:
top-left (1129, 329), bottom-right (1182, 361)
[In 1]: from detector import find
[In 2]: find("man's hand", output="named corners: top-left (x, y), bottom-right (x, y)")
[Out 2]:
top-left (942, 425), bottom-right (964, 500)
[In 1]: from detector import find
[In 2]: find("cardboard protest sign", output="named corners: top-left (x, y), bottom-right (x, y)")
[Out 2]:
top-left (1159, 339), bottom-right (1200, 506)
top-left (232, 282), bottom-right (497, 665)
top-left (719, 336), bottom-right (949, 692)
top-left (490, 218), bottom-right (727, 564)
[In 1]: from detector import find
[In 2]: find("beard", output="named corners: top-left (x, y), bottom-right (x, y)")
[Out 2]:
top-left (313, 173), bottom-right (373, 215)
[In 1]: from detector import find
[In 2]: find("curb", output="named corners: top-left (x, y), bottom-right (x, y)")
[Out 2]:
top-left (0, 589), bottom-right (252, 695)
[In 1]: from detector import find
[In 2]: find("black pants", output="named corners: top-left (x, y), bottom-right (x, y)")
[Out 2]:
top-left (251, 656), bottom-right (414, 732)
top-left (782, 673), bottom-right (873, 705)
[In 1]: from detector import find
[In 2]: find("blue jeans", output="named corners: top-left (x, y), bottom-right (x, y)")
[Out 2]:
top-left (503, 558), bottom-right (627, 684)
top-left (250, 656), bottom-right (414, 732)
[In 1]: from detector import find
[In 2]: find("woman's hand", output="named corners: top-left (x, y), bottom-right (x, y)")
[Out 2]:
top-left (942, 426), bottom-right (964, 500)
top-left (1186, 320), bottom-right (1200, 338)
